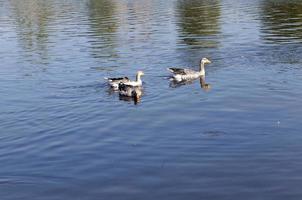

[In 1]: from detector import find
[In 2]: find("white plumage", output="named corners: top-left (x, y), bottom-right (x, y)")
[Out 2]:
top-left (105, 71), bottom-right (144, 90)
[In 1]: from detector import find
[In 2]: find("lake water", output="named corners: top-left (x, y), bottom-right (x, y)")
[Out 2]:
top-left (1, 0), bottom-right (302, 199)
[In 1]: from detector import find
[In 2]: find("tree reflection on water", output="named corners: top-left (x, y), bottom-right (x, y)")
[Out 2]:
top-left (176, 0), bottom-right (221, 48)
top-left (260, 0), bottom-right (302, 44)
top-left (9, 0), bottom-right (54, 63)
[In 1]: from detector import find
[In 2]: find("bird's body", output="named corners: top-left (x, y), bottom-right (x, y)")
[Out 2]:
top-left (168, 68), bottom-right (202, 81)
top-left (124, 79), bottom-right (142, 87)
top-left (118, 83), bottom-right (143, 103)
top-left (105, 71), bottom-right (144, 90)
top-left (118, 83), bottom-right (142, 97)
top-left (168, 58), bottom-right (211, 82)
top-left (104, 77), bottom-right (130, 90)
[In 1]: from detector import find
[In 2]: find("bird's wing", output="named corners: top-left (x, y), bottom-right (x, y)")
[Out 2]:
top-left (118, 82), bottom-right (135, 90)
top-left (183, 68), bottom-right (197, 75)
top-left (106, 77), bottom-right (129, 82)
top-left (168, 68), bottom-right (197, 75)
top-left (167, 68), bottom-right (187, 75)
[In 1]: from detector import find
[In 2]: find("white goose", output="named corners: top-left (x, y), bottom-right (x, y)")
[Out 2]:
top-left (105, 71), bottom-right (144, 90)
top-left (168, 58), bottom-right (211, 81)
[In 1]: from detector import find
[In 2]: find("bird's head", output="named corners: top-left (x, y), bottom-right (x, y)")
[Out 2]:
top-left (200, 58), bottom-right (211, 65)
top-left (137, 71), bottom-right (144, 76)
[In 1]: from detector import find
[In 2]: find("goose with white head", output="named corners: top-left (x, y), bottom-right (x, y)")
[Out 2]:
top-left (168, 58), bottom-right (211, 81)
top-left (105, 71), bottom-right (144, 90)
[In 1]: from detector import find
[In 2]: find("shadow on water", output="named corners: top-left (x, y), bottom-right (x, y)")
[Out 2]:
top-left (199, 76), bottom-right (211, 91)
top-left (119, 94), bottom-right (142, 105)
top-left (176, 0), bottom-right (221, 48)
top-left (87, 0), bottom-right (118, 60)
top-left (260, 0), bottom-right (302, 44)
top-left (9, 0), bottom-right (54, 63)
top-left (169, 76), bottom-right (211, 91)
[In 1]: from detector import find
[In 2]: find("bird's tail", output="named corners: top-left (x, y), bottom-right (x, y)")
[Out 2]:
top-left (104, 77), bottom-right (113, 82)
top-left (167, 68), bottom-right (174, 73)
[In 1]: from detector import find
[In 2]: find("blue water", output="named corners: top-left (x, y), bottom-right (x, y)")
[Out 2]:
top-left (1, 0), bottom-right (302, 199)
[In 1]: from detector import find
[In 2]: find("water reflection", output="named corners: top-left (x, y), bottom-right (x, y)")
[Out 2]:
top-left (9, 0), bottom-right (54, 62)
top-left (199, 76), bottom-right (211, 91)
top-left (260, 0), bottom-right (302, 44)
top-left (176, 0), bottom-right (221, 47)
top-left (119, 92), bottom-right (143, 105)
top-left (170, 76), bottom-right (211, 91)
top-left (87, 0), bottom-right (118, 59)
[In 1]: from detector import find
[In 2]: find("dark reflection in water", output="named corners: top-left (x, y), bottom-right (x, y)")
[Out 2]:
top-left (119, 92), bottom-right (143, 105)
top-left (9, 0), bottom-right (53, 62)
top-left (169, 76), bottom-right (211, 91)
top-left (87, 0), bottom-right (118, 59)
top-left (260, 0), bottom-right (302, 44)
top-left (176, 0), bottom-right (221, 48)
top-left (199, 76), bottom-right (211, 91)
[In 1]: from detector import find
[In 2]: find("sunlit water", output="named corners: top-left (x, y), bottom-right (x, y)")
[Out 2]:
top-left (1, 0), bottom-right (302, 199)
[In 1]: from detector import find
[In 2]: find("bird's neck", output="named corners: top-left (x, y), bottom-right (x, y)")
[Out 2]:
top-left (136, 74), bottom-right (141, 82)
top-left (199, 62), bottom-right (205, 75)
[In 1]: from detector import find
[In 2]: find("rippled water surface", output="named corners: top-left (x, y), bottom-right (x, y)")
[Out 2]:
top-left (1, 0), bottom-right (302, 199)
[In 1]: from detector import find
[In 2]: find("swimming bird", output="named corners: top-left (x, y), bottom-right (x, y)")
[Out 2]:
top-left (167, 58), bottom-right (211, 81)
top-left (118, 83), bottom-right (143, 103)
top-left (105, 71), bottom-right (144, 90)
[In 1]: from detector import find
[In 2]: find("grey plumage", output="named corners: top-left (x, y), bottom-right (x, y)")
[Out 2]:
top-left (167, 58), bottom-right (211, 81)
top-left (168, 68), bottom-right (198, 75)
top-left (118, 83), bottom-right (142, 98)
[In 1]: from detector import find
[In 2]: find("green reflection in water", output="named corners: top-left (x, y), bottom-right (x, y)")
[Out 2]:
top-left (260, 0), bottom-right (302, 44)
top-left (9, 0), bottom-right (53, 63)
top-left (87, 0), bottom-right (118, 59)
top-left (176, 0), bottom-right (221, 48)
